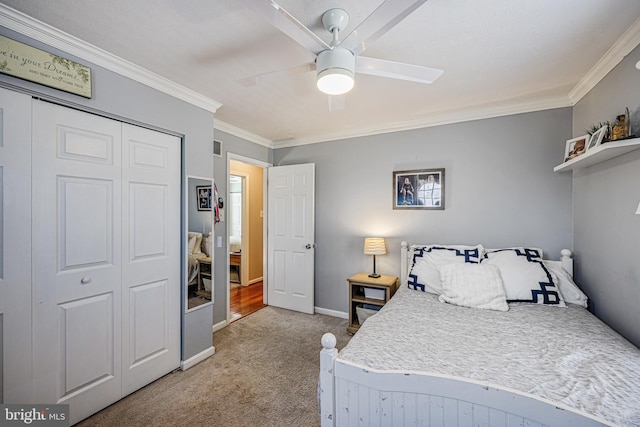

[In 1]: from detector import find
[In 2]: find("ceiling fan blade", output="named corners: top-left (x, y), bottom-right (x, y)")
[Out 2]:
top-left (239, 0), bottom-right (330, 54)
top-left (356, 56), bottom-right (443, 84)
top-left (239, 62), bottom-right (316, 87)
top-left (339, 0), bottom-right (428, 56)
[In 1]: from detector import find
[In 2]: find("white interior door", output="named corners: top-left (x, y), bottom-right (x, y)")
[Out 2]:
top-left (32, 101), bottom-right (123, 422)
top-left (120, 123), bottom-right (180, 396)
top-left (0, 88), bottom-right (32, 403)
top-left (267, 163), bottom-right (315, 314)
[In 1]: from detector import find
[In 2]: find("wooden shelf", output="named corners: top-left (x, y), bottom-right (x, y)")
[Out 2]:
top-left (347, 273), bottom-right (398, 334)
top-left (554, 137), bottom-right (640, 172)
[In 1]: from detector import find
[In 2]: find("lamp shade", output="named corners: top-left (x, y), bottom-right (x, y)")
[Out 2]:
top-left (364, 237), bottom-right (386, 255)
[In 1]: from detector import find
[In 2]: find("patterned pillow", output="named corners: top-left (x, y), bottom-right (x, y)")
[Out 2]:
top-left (437, 263), bottom-right (509, 311)
top-left (407, 244), bottom-right (483, 294)
top-left (543, 260), bottom-right (588, 307)
top-left (481, 248), bottom-right (566, 306)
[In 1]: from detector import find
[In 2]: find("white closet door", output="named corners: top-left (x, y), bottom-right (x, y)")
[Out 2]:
top-left (32, 101), bottom-right (123, 422)
top-left (121, 123), bottom-right (180, 396)
top-left (31, 101), bottom-right (181, 424)
top-left (0, 88), bottom-right (32, 403)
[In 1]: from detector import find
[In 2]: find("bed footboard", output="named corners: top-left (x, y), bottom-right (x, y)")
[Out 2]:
top-left (319, 334), bottom-right (607, 427)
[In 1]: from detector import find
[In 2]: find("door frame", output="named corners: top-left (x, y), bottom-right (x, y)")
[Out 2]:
top-left (226, 153), bottom-right (271, 324)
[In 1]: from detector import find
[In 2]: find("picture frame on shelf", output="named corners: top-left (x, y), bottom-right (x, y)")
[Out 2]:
top-left (393, 168), bottom-right (445, 210)
top-left (587, 125), bottom-right (608, 151)
top-left (564, 135), bottom-right (589, 162)
top-left (196, 185), bottom-right (212, 211)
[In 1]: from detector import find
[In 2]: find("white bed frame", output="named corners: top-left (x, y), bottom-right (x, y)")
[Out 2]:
top-left (319, 242), bottom-right (610, 427)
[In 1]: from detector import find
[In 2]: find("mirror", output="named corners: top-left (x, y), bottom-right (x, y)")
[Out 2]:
top-left (186, 176), bottom-right (214, 311)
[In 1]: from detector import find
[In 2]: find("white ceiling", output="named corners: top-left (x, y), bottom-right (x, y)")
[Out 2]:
top-left (2, 0), bottom-right (640, 146)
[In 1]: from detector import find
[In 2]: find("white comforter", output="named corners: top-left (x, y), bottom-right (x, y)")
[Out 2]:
top-left (339, 285), bottom-right (640, 426)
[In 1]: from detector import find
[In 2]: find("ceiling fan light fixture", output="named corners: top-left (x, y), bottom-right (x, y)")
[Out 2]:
top-left (316, 48), bottom-right (355, 95)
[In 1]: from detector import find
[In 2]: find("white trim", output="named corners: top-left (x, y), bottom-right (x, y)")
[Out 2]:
top-left (315, 307), bottom-right (348, 319)
top-left (569, 15), bottom-right (640, 104)
top-left (272, 95), bottom-right (572, 148)
top-left (180, 345), bottom-right (215, 370)
top-left (215, 120), bottom-right (273, 148)
top-left (213, 320), bottom-right (228, 333)
top-left (0, 4), bottom-right (222, 114)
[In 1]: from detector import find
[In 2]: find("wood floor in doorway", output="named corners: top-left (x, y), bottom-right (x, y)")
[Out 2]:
top-left (230, 281), bottom-right (266, 322)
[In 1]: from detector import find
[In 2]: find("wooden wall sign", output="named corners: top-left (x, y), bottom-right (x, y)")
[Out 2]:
top-left (0, 34), bottom-right (92, 98)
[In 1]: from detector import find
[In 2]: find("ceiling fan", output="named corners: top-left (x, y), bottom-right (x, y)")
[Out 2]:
top-left (238, 0), bottom-right (443, 102)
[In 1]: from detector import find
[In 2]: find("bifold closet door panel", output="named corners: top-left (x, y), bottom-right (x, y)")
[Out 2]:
top-left (0, 88), bottom-right (33, 403)
top-left (120, 123), bottom-right (180, 396)
top-left (31, 100), bottom-right (123, 422)
top-left (31, 100), bottom-right (182, 424)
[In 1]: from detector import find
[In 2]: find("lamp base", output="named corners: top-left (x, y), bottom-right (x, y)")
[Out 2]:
top-left (368, 273), bottom-right (381, 278)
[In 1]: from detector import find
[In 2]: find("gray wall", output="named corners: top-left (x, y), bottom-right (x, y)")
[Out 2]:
top-left (212, 130), bottom-right (271, 325)
top-left (572, 45), bottom-right (640, 347)
top-left (274, 108), bottom-right (573, 313)
top-left (0, 27), bottom-right (216, 361)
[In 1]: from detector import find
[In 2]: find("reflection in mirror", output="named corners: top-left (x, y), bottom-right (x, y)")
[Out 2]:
top-left (229, 175), bottom-right (243, 285)
top-left (187, 176), bottom-right (213, 311)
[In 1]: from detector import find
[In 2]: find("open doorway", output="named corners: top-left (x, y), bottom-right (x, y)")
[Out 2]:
top-left (228, 156), bottom-right (268, 322)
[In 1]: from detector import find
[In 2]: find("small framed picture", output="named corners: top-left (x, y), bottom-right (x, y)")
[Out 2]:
top-left (564, 135), bottom-right (588, 162)
top-left (587, 125), bottom-right (608, 151)
top-left (393, 168), bottom-right (445, 210)
top-left (196, 186), bottom-right (212, 211)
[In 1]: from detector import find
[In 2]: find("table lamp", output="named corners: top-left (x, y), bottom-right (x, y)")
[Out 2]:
top-left (364, 237), bottom-right (386, 278)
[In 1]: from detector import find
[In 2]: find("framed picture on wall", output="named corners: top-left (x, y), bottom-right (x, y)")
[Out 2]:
top-left (196, 185), bottom-right (212, 211)
top-left (393, 168), bottom-right (445, 210)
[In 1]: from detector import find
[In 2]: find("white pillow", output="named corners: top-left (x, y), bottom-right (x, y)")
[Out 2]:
top-left (407, 244), bottom-right (483, 294)
top-left (481, 248), bottom-right (566, 306)
top-left (437, 263), bottom-right (508, 311)
top-left (543, 260), bottom-right (588, 307)
top-left (202, 232), bottom-right (213, 257)
top-left (188, 232), bottom-right (203, 255)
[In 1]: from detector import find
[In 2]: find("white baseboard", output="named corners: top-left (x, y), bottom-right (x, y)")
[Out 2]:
top-left (180, 345), bottom-right (215, 370)
top-left (315, 306), bottom-right (348, 319)
top-left (212, 319), bottom-right (227, 333)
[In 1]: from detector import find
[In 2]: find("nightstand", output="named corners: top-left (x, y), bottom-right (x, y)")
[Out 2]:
top-left (197, 257), bottom-right (212, 299)
top-left (347, 273), bottom-right (398, 334)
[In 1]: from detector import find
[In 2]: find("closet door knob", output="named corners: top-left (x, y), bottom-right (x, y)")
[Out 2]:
top-left (81, 276), bottom-right (92, 284)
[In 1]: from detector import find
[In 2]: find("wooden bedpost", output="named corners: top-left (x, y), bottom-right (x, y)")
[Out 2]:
top-left (561, 249), bottom-right (573, 277)
top-left (320, 333), bottom-right (337, 427)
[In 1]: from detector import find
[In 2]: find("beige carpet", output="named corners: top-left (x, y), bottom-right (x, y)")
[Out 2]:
top-left (77, 306), bottom-right (351, 427)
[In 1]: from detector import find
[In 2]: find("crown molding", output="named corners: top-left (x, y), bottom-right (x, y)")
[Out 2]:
top-left (214, 120), bottom-right (273, 148)
top-left (0, 4), bottom-right (222, 114)
top-left (569, 15), bottom-right (640, 104)
top-left (272, 95), bottom-right (573, 148)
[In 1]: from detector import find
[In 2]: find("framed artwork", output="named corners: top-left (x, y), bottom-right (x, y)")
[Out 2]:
top-left (196, 185), bottom-right (212, 211)
top-left (564, 135), bottom-right (588, 162)
top-left (587, 125), bottom-right (608, 151)
top-left (393, 168), bottom-right (445, 210)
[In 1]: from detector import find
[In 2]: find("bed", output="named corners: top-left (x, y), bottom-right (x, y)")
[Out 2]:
top-left (319, 241), bottom-right (640, 426)
top-left (187, 231), bottom-right (210, 285)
